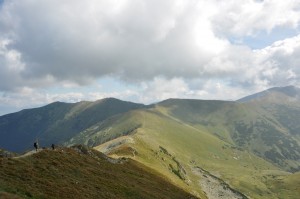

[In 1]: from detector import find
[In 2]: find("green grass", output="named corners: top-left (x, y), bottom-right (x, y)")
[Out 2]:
top-left (95, 108), bottom-right (299, 199)
top-left (66, 110), bottom-right (143, 147)
top-left (263, 172), bottom-right (300, 199)
top-left (155, 99), bottom-right (300, 172)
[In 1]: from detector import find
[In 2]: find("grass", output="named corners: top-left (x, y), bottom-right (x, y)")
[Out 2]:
top-left (95, 108), bottom-right (300, 199)
top-left (0, 146), bottom-right (195, 199)
top-left (264, 172), bottom-right (300, 199)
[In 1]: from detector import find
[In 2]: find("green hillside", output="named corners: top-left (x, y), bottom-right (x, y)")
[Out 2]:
top-left (262, 171), bottom-right (300, 199)
top-left (87, 109), bottom-right (296, 199)
top-left (0, 98), bottom-right (145, 152)
top-left (0, 145), bottom-right (194, 199)
top-left (66, 110), bottom-right (143, 147)
top-left (61, 86), bottom-right (300, 198)
top-left (155, 93), bottom-right (300, 171)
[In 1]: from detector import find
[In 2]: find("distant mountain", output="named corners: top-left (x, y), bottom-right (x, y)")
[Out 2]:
top-left (90, 99), bottom-right (300, 198)
top-left (67, 87), bottom-right (300, 198)
top-left (153, 92), bottom-right (300, 172)
top-left (1, 86), bottom-right (300, 198)
top-left (238, 85), bottom-right (300, 103)
top-left (0, 98), bottom-right (145, 152)
top-left (0, 145), bottom-right (194, 199)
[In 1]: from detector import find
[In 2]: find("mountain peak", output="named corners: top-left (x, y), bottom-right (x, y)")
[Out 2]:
top-left (268, 85), bottom-right (300, 97)
top-left (238, 85), bottom-right (300, 103)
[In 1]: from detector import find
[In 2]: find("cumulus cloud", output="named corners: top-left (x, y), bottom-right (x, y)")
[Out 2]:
top-left (138, 77), bottom-right (253, 103)
top-left (253, 35), bottom-right (300, 86)
top-left (212, 0), bottom-right (300, 37)
top-left (1, 0), bottom-right (300, 86)
top-left (139, 77), bottom-right (190, 103)
top-left (0, 0), bottom-right (300, 114)
top-left (0, 39), bottom-right (24, 90)
top-left (0, 0), bottom-right (229, 89)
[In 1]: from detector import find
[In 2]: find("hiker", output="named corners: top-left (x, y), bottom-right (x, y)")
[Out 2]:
top-left (34, 141), bottom-right (39, 151)
top-left (51, 144), bottom-right (55, 150)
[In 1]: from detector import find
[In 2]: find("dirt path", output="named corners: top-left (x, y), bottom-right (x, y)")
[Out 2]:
top-left (14, 149), bottom-right (42, 159)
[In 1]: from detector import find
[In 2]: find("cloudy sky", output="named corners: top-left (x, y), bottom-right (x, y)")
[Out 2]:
top-left (0, 0), bottom-right (300, 115)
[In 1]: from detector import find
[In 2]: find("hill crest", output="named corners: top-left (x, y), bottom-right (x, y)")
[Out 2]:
top-left (238, 85), bottom-right (300, 103)
top-left (0, 145), bottom-right (195, 199)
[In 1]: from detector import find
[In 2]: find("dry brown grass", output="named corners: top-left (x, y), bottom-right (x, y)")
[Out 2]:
top-left (0, 146), bottom-right (196, 199)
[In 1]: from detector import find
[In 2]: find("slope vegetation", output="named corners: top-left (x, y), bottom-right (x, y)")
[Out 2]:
top-left (92, 109), bottom-right (297, 199)
top-left (64, 87), bottom-right (300, 198)
top-left (0, 146), bottom-right (194, 199)
top-left (156, 88), bottom-right (300, 172)
top-left (1, 86), bottom-right (300, 198)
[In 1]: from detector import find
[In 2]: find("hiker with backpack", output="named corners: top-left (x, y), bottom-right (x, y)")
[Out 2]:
top-left (34, 141), bottom-right (39, 152)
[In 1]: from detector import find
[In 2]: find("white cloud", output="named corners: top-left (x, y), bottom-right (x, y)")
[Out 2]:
top-left (253, 35), bottom-right (300, 86)
top-left (212, 0), bottom-right (300, 37)
top-left (0, 0), bottom-right (300, 114)
top-left (139, 77), bottom-right (190, 103)
top-left (0, 38), bottom-right (24, 90)
top-left (0, 0), bottom-right (231, 89)
top-left (137, 77), bottom-right (259, 103)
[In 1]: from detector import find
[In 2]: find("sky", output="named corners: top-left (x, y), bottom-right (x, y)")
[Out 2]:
top-left (0, 0), bottom-right (300, 115)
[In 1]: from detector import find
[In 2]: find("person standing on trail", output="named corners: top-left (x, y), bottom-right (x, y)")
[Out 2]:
top-left (51, 144), bottom-right (55, 150)
top-left (34, 141), bottom-right (39, 151)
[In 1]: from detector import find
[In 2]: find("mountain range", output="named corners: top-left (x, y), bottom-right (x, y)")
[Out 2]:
top-left (0, 86), bottom-right (300, 198)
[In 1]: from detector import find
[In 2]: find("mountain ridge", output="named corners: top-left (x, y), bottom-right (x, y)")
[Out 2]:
top-left (1, 86), bottom-right (300, 198)
top-left (0, 98), bottom-right (145, 152)
top-left (238, 85), bottom-right (300, 103)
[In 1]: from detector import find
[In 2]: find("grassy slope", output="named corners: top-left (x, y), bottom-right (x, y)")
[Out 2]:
top-left (156, 99), bottom-right (300, 171)
top-left (0, 146), bottom-right (194, 199)
top-left (66, 111), bottom-right (142, 147)
top-left (94, 109), bottom-right (296, 199)
top-left (265, 172), bottom-right (300, 198)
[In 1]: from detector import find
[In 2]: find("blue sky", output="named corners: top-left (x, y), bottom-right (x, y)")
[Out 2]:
top-left (1, 0), bottom-right (300, 115)
top-left (233, 26), bottom-right (300, 49)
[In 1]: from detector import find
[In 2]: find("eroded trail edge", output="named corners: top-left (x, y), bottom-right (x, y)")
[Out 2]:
top-left (192, 166), bottom-right (248, 199)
